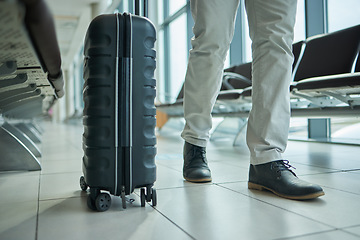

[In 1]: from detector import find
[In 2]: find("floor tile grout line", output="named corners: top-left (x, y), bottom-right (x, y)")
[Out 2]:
top-left (35, 173), bottom-right (41, 240)
top-left (297, 171), bottom-right (343, 177)
top-left (341, 229), bottom-right (360, 238)
top-left (316, 185), bottom-right (360, 196)
top-left (272, 229), bottom-right (345, 240)
top-left (342, 169), bottom-right (360, 172)
top-left (151, 206), bottom-right (197, 240)
top-left (154, 184), bottom-right (212, 191)
top-left (38, 195), bottom-right (87, 202)
top-left (214, 183), bottom-right (339, 230)
top-left (294, 171), bottom-right (360, 195)
top-left (131, 190), bottom-right (197, 240)
top-left (341, 224), bottom-right (360, 237)
top-left (289, 163), bottom-right (345, 172)
top-left (301, 170), bottom-right (360, 175)
top-left (342, 224), bottom-right (360, 229)
top-left (290, 171), bottom-right (360, 195)
top-left (39, 171), bottom-right (83, 176)
top-left (211, 180), bottom-right (247, 185)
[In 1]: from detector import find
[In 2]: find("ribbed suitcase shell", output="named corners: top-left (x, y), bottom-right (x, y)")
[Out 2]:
top-left (82, 13), bottom-right (156, 205)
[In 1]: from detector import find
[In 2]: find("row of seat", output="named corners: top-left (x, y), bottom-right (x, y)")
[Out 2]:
top-left (0, 0), bottom-right (64, 171)
top-left (157, 24), bottom-right (360, 122)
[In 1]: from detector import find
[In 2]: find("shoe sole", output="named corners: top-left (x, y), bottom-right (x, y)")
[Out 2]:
top-left (184, 177), bottom-right (212, 183)
top-left (248, 182), bottom-right (325, 200)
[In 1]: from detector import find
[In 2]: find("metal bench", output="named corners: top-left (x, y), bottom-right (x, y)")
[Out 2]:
top-left (0, 0), bottom-right (64, 171)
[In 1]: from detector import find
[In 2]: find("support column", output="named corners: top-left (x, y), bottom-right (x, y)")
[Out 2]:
top-left (305, 0), bottom-right (331, 140)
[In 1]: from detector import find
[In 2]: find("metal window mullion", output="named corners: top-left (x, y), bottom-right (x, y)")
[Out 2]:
top-left (162, 0), bottom-right (171, 102)
top-left (129, 0), bottom-right (134, 14)
top-left (305, 0), bottom-right (328, 37)
top-left (159, 5), bottom-right (187, 30)
top-left (186, 0), bottom-right (193, 55)
top-left (304, 0), bottom-right (330, 140)
top-left (230, 1), bottom-right (245, 66)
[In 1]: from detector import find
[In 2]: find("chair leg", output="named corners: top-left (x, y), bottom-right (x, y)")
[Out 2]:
top-left (2, 122), bottom-right (41, 158)
top-left (0, 126), bottom-right (41, 172)
top-left (14, 122), bottom-right (42, 143)
top-left (210, 117), bottom-right (247, 145)
top-left (233, 120), bottom-right (248, 147)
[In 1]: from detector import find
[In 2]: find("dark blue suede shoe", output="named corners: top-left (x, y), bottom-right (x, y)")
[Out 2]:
top-left (183, 142), bottom-right (212, 183)
top-left (248, 160), bottom-right (324, 200)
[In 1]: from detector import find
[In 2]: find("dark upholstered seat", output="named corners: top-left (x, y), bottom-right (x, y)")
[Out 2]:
top-left (290, 24), bottom-right (360, 110)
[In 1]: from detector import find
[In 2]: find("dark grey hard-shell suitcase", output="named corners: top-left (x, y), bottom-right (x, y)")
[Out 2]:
top-left (80, 0), bottom-right (157, 211)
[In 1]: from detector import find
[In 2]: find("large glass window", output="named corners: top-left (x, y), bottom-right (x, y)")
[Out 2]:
top-left (157, 1), bottom-right (188, 103)
top-left (116, 0), bottom-right (132, 13)
top-left (169, 0), bottom-right (187, 16)
top-left (294, 0), bottom-right (306, 42)
top-left (242, 5), bottom-right (252, 63)
top-left (157, 0), bottom-right (163, 23)
top-left (157, 30), bottom-right (166, 103)
top-left (327, 0), bottom-right (360, 33)
top-left (168, 13), bottom-right (188, 102)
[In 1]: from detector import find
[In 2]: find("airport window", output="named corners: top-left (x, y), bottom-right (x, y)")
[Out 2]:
top-left (157, 0), bottom-right (188, 103)
top-left (327, 0), bottom-right (360, 33)
top-left (242, 4), bottom-right (252, 63)
top-left (294, 0), bottom-right (306, 42)
top-left (168, 13), bottom-right (188, 103)
top-left (169, 0), bottom-right (187, 16)
top-left (157, 0), bottom-right (164, 23)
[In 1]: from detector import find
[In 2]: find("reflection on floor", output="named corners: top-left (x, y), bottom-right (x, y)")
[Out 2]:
top-left (1, 120), bottom-right (360, 240)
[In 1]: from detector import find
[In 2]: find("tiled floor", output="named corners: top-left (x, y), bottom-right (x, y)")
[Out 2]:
top-left (1, 120), bottom-right (360, 240)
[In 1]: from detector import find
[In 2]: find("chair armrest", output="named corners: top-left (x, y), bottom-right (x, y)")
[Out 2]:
top-left (223, 72), bottom-right (252, 90)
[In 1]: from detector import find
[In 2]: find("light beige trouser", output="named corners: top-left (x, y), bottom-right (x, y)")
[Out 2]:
top-left (181, 0), bottom-right (298, 165)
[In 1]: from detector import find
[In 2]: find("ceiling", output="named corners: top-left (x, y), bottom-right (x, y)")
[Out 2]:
top-left (44, 0), bottom-right (121, 69)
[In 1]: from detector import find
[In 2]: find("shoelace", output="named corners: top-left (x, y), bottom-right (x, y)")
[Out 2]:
top-left (271, 160), bottom-right (297, 177)
top-left (194, 147), bottom-right (207, 161)
top-left (184, 146), bottom-right (208, 168)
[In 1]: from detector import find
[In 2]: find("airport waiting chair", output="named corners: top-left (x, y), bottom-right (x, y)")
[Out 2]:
top-left (0, 0), bottom-right (64, 171)
top-left (290, 24), bottom-right (360, 117)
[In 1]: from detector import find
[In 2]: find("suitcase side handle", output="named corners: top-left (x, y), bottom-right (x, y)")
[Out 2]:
top-left (134, 0), bottom-right (148, 17)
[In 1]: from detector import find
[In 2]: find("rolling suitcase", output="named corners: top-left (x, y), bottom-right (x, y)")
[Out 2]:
top-left (80, 0), bottom-right (157, 212)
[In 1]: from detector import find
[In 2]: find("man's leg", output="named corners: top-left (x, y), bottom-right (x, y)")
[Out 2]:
top-left (245, 0), bottom-right (324, 199)
top-left (181, 0), bottom-right (240, 182)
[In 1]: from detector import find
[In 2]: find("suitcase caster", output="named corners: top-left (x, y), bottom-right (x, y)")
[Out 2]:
top-left (80, 176), bottom-right (88, 191)
top-left (87, 188), bottom-right (112, 212)
top-left (140, 187), bottom-right (157, 207)
top-left (121, 186), bottom-right (127, 209)
top-left (95, 193), bottom-right (111, 212)
top-left (151, 188), bottom-right (157, 207)
top-left (140, 188), bottom-right (146, 207)
top-left (87, 195), bottom-right (97, 211)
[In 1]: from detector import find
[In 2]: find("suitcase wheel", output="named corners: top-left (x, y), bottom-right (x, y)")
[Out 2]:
top-left (80, 176), bottom-right (88, 191)
top-left (151, 188), bottom-right (157, 207)
top-left (87, 188), bottom-right (111, 212)
top-left (140, 188), bottom-right (146, 207)
top-left (95, 192), bottom-right (112, 212)
top-left (140, 187), bottom-right (157, 207)
top-left (121, 186), bottom-right (127, 209)
top-left (87, 195), bottom-right (97, 211)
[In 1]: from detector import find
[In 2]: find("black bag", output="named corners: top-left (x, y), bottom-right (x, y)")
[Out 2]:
top-left (80, 0), bottom-right (157, 212)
